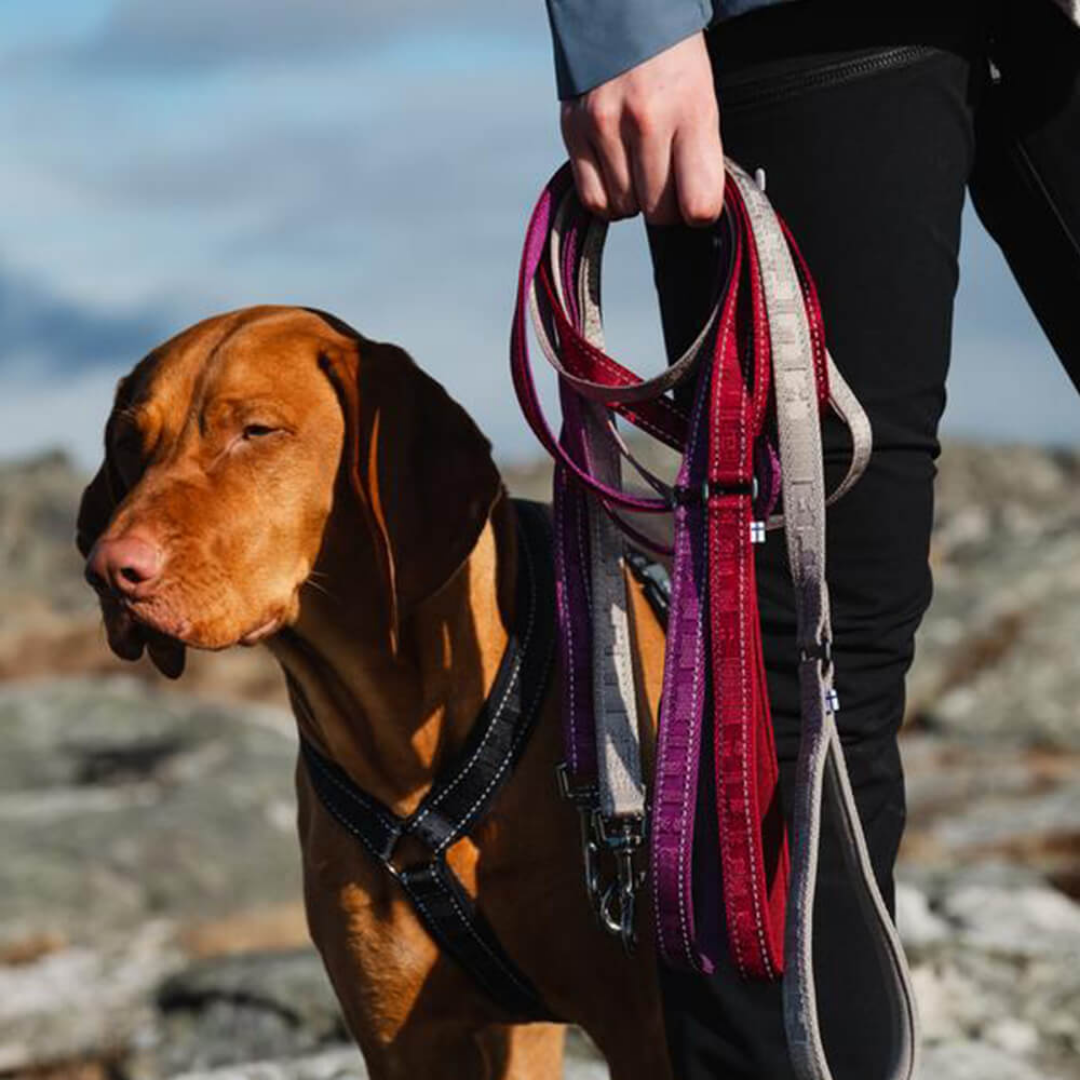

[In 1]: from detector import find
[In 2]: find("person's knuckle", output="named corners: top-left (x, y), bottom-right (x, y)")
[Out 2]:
top-left (624, 98), bottom-right (658, 137)
top-left (683, 194), bottom-right (723, 226)
top-left (580, 189), bottom-right (609, 217)
top-left (584, 96), bottom-right (618, 132)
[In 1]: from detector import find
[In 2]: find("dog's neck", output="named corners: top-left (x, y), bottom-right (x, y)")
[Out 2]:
top-left (268, 494), bottom-right (518, 815)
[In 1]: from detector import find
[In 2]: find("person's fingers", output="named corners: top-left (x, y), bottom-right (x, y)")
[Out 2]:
top-left (589, 116), bottom-right (638, 220)
top-left (672, 118), bottom-right (726, 227)
top-left (629, 125), bottom-right (679, 226)
top-left (572, 149), bottom-right (611, 218)
top-left (562, 107), bottom-right (611, 217)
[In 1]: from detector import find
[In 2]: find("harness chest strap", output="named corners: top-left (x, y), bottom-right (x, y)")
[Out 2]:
top-left (295, 499), bottom-right (559, 1022)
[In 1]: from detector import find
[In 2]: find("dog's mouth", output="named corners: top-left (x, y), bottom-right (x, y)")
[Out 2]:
top-left (116, 591), bottom-right (289, 652)
top-left (114, 592), bottom-right (192, 643)
top-left (238, 614), bottom-right (284, 647)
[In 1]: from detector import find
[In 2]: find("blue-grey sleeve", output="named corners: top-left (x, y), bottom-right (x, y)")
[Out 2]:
top-left (545, 0), bottom-right (713, 100)
top-left (545, 0), bottom-right (796, 99)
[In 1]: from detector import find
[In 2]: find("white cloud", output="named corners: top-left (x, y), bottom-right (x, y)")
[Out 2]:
top-left (0, 1), bottom-right (1076, 473)
top-left (77, 0), bottom-right (531, 70)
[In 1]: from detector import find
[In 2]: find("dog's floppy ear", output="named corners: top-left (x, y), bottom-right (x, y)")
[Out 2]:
top-left (76, 389), bottom-right (129, 559)
top-left (76, 374), bottom-right (186, 679)
top-left (320, 335), bottom-right (502, 639)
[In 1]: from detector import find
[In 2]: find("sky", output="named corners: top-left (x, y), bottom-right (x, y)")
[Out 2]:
top-left (0, 0), bottom-right (1077, 471)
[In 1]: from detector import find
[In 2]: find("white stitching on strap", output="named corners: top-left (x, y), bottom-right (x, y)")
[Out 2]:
top-left (411, 515), bottom-right (537, 828)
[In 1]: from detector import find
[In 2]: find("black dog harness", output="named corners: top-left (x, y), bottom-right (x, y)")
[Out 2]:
top-left (298, 499), bottom-right (559, 1021)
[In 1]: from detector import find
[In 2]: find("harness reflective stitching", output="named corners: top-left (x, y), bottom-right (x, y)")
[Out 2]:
top-left (399, 865), bottom-right (538, 1002)
top-left (411, 530), bottom-right (537, 833)
top-left (298, 500), bottom-right (558, 1023)
top-left (432, 529), bottom-right (552, 854)
top-left (301, 746), bottom-right (394, 860)
top-left (554, 479), bottom-right (582, 774)
top-left (290, 696), bottom-right (398, 837)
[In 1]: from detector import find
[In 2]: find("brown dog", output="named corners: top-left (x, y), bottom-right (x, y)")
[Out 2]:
top-left (77, 306), bottom-right (673, 1080)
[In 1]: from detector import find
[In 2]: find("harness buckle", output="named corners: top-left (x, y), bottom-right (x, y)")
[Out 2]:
top-left (377, 823), bottom-right (406, 867)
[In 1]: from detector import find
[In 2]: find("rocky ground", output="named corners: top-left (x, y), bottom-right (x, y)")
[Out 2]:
top-left (0, 445), bottom-right (1078, 1079)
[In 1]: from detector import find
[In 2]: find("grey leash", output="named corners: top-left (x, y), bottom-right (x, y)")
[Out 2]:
top-left (730, 162), bottom-right (920, 1080)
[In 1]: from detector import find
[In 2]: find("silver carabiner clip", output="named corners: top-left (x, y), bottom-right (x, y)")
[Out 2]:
top-left (580, 811), bottom-right (602, 910)
top-left (594, 813), bottom-right (646, 953)
top-left (556, 763), bottom-right (606, 915)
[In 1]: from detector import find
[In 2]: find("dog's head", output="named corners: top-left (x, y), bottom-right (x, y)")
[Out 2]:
top-left (78, 306), bottom-right (502, 676)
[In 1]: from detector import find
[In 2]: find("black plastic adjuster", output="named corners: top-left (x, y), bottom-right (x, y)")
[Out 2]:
top-left (799, 639), bottom-right (833, 665)
top-left (672, 476), bottom-right (757, 506)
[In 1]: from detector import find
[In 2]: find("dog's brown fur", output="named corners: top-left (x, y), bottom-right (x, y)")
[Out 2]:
top-left (77, 306), bottom-right (672, 1080)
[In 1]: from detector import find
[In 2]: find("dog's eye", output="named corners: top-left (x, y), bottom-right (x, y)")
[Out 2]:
top-left (243, 424), bottom-right (279, 439)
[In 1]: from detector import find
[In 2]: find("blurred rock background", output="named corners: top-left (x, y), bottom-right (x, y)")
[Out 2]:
top-left (1, 444), bottom-right (1078, 1080)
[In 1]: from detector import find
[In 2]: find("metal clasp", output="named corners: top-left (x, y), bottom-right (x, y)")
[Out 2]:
top-left (556, 763), bottom-right (602, 911)
top-left (594, 813), bottom-right (647, 954)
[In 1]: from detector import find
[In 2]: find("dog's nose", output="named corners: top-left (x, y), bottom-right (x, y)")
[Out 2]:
top-left (86, 534), bottom-right (164, 596)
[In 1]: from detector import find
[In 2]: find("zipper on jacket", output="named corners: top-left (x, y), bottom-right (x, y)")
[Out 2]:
top-left (718, 45), bottom-right (942, 110)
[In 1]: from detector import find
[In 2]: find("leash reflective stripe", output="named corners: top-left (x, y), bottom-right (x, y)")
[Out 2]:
top-left (730, 165), bottom-right (920, 1080)
top-left (547, 196), bottom-right (647, 827)
top-left (707, 178), bottom-right (788, 979)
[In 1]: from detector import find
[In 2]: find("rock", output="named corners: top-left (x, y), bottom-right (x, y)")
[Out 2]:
top-left (148, 951), bottom-right (347, 1077)
top-left (0, 923), bottom-right (183, 1074)
top-left (896, 882), bottom-right (950, 951)
top-left (919, 1040), bottom-right (1062, 1080)
top-left (0, 677), bottom-right (301, 952)
top-left (0, 451), bottom-right (95, 635)
top-left (900, 734), bottom-right (1080, 894)
top-left (167, 1049), bottom-right (366, 1080)
top-left (986, 1019), bottom-right (1041, 1057)
top-left (903, 868), bottom-right (1080, 1075)
top-left (942, 882), bottom-right (1080, 959)
top-left (161, 1032), bottom-right (613, 1080)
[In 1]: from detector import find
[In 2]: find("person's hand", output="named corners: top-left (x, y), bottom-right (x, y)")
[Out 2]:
top-left (560, 32), bottom-right (724, 227)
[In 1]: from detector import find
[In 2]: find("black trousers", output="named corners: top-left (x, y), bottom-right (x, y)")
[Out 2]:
top-left (646, 2), bottom-right (1080, 1077)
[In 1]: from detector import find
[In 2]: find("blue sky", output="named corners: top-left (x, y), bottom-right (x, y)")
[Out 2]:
top-left (0, 0), bottom-right (1076, 469)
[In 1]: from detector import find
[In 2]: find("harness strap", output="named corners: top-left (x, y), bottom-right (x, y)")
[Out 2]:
top-left (296, 499), bottom-right (558, 1022)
